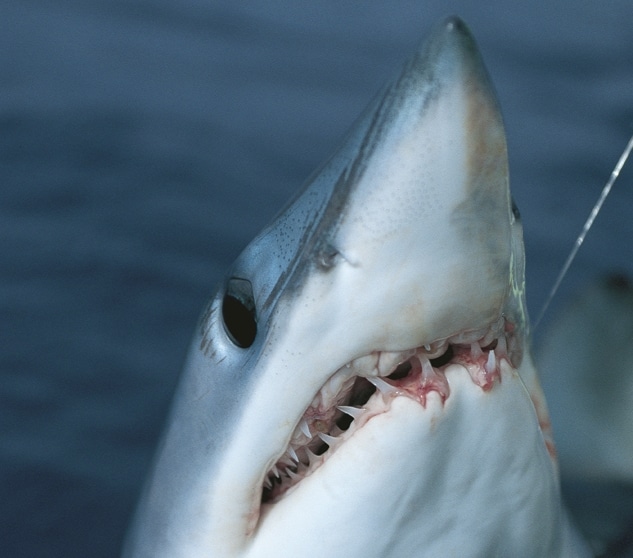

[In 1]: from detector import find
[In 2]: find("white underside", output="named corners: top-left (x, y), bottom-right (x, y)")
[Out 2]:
top-left (246, 362), bottom-right (587, 558)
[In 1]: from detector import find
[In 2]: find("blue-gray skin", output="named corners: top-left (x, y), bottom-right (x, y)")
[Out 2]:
top-left (123, 18), bottom-right (590, 557)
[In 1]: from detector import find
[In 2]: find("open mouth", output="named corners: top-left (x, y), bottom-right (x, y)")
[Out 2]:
top-left (261, 316), bottom-right (519, 505)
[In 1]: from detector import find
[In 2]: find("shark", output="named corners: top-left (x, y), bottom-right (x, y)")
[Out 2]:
top-left (123, 17), bottom-right (592, 557)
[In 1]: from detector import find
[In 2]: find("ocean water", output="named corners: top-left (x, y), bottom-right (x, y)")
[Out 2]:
top-left (1, 1), bottom-right (632, 556)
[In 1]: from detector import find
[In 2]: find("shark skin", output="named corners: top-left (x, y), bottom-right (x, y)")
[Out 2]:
top-left (123, 17), bottom-right (591, 558)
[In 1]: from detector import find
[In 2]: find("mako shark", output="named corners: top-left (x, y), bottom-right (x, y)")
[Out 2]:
top-left (124, 17), bottom-right (591, 557)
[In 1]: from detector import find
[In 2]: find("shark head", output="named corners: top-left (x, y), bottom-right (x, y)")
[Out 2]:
top-left (124, 17), bottom-right (588, 558)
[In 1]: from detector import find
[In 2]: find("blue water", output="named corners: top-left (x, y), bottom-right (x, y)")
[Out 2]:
top-left (1, 2), bottom-right (632, 556)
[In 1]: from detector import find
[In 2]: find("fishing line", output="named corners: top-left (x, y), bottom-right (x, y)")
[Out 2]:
top-left (533, 133), bottom-right (633, 331)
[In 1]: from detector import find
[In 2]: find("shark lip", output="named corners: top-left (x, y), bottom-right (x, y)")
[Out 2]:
top-left (261, 315), bottom-right (519, 505)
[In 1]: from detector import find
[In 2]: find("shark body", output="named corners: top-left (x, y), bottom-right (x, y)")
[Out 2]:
top-left (124, 17), bottom-right (590, 557)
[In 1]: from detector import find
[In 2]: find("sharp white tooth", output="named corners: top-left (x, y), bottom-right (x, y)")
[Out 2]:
top-left (288, 445), bottom-right (299, 462)
top-left (318, 432), bottom-right (338, 446)
top-left (367, 376), bottom-right (398, 395)
top-left (421, 356), bottom-right (434, 377)
top-left (471, 342), bottom-right (483, 359)
top-left (299, 419), bottom-right (312, 439)
top-left (272, 464), bottom-right (280, 478)
top-left (263, 477), bottom-right (273, 490)
top-left (337, 405), bottom-right (364, 419)
top-left (424, 344), bottom-right (431, 352)
top-left (485, 349), bottom-right (496, 374)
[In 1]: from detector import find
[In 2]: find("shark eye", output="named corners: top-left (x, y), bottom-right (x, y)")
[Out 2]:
top-left (222, 278), bottom-right (257, 348)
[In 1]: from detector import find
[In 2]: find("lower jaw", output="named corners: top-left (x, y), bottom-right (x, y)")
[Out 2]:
top-left (250, 362), bottom-right (557, 557)
top-left (262, 341), bottom-right (506, 504)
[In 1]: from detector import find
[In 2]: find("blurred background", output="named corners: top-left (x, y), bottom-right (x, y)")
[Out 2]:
top-left (1, 1), bottom-right (632, 556)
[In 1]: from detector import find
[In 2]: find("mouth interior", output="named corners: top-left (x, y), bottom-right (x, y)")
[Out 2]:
top-left (261, 316), bottom-right (517, 505)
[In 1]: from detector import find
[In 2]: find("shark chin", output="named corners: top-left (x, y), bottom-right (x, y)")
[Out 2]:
top-left (253, 363), bottom-right (561, 558)
top-left (123, 16), bottom-right (592, 558)
top-left (250, 323), bottom-right (567, 557)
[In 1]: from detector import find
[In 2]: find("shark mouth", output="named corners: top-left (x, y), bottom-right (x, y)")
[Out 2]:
top-left (261, 316), bottom-right (519, 505)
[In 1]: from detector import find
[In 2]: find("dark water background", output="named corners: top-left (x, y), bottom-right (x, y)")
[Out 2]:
top-left (1, 1), bottom-right (632, 556)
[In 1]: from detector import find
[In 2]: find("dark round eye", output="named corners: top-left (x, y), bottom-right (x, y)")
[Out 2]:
top-left (222, 278), bottom-right (257, 348)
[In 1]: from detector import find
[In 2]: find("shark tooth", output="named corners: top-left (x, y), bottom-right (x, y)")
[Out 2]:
top-left (337, 405), bottom-right (364, 420)
top-left (299, 418), bottom-right (312, 439)
top-left (367, 376), bottom-right (398, 396)
top-left (287, 445), bottom-right (299, 463)
top-left (485, 349), bottom-right (497, 375)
